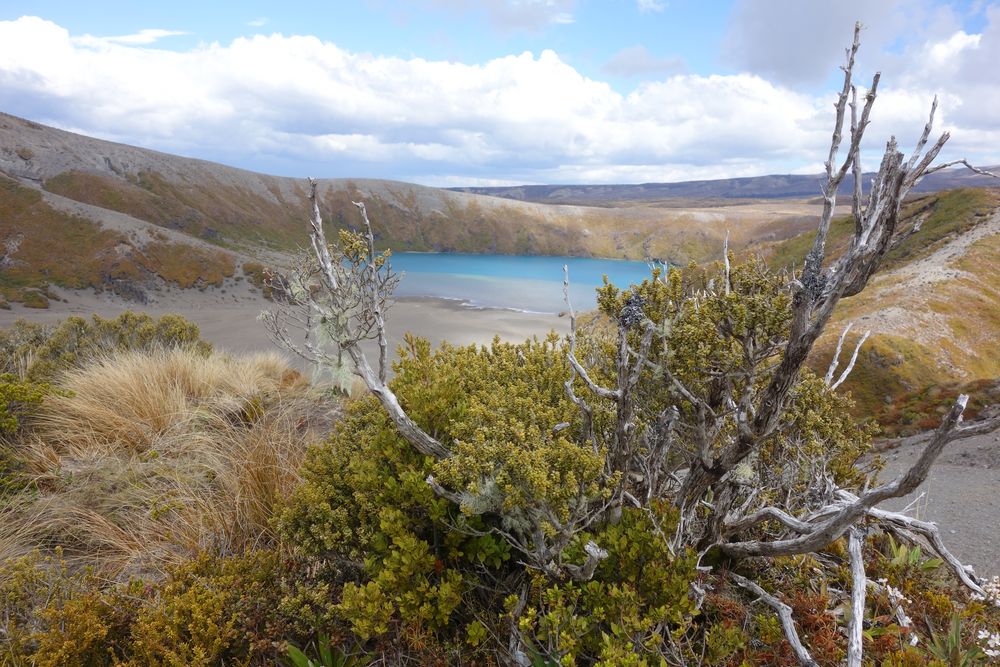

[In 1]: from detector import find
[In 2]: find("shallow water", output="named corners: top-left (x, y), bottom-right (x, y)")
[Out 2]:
top-left (390, 253), bottom-right (655, 313)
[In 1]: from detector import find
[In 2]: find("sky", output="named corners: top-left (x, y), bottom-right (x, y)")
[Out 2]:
top-left (0, 0), bottom-right (997, 186)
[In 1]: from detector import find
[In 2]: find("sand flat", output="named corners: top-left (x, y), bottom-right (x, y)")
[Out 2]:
top-left (0, 285), bottom-right (570, 368)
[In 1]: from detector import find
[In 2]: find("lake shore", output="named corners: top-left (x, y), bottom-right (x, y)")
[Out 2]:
top-left (0, 284), bottom-right (570, 366)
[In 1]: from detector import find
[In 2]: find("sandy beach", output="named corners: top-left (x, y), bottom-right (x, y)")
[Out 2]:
top-left (0, 283), bottom-right (570, 367)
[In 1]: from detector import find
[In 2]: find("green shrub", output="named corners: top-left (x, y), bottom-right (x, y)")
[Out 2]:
top-left (0, 311), bottom-right (211, 382)
top-left (514, 505), bottom-right (700, 665)
top-left (277, 389), bottom-right (509, 646)
top-left (126, 552), bottom-right (285, 666)
top-left (0, 549), bottom-right (137, 665)
top-left (0, 373), bottom-right (49, 435)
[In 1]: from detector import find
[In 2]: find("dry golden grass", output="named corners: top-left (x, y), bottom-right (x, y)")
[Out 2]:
top-left (2, 348), bottom-right (335, 581)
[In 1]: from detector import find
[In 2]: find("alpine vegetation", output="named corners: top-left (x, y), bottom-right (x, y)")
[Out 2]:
top-left (264, 23), bottom-right (1000, 666)
top-left (2, 22), bottom-right (1000, 667)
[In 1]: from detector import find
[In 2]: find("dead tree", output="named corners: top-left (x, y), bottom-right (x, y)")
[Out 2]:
top-left (266, 22), bottom-right (1000, 666)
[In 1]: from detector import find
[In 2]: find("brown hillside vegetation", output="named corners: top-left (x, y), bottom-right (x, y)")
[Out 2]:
top-left (0, 175), bottom-right (236, 307)
top-left (754, 187), bottom-right (1000, 433)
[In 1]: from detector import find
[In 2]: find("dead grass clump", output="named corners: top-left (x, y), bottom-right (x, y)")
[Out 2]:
top-left (2, 348), bottom-right (333, 581)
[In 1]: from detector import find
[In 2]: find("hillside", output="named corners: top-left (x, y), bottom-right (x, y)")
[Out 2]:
top-left (753, 188), bottom-right (1000, 433)
top-left (0, 112), bottom-right (830, 307)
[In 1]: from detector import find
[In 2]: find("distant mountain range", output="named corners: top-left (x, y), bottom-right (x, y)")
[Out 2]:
top-left (450, 167), bottom-right (1000, 206)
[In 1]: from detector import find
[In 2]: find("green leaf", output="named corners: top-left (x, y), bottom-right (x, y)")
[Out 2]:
top-left (318, 634), bottom-right (333, 666)
top-left (285, 644), bottom-right (314, 667)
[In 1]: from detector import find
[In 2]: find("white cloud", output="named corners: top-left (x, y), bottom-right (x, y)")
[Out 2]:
top-left (428, 0), bottom-right (576, 32)
top-left (636, 0), bottom-right (665, 14)
top-left (77, 28), bottom-right (189, 46)
top-left (603, 45), bottom-right (684, 78)
top-left (0, 14), bottom-right (997, 186)
top-left (724, 0), bottom-right (907, 85)
top-left (247, 17), bottom-right (268, 28)
top-left (927, 30), bottom-right (980, 68)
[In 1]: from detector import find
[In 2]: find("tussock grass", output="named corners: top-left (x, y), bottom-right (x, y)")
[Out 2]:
top-left (2, 348), bottom-right (334, 581)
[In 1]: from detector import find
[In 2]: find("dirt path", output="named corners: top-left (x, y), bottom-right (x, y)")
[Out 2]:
top-left (877, 422), bottom-right (1000, 578)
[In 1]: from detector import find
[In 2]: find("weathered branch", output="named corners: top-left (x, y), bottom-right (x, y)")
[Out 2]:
top-left (266, 180), bottom-right (451, 460)
top-left (720, 395), bottom-right (968, 558)
top-left (829, 327), bottom-right (870, 391)
top-left (353, 200), bottom-right (390, 384)
top-left (567, 353), bottom-right (620, 401)
top-left (723, 506), bottom-right (813, 537)
top-left (426, 474), bottom-right (465, 505)
top-left (563, 266), bottom-right (621, 402)
top-left (562, 541), bottom-right (609, 581)
top-left (824, 322), bottom-right (854, 385)
top-left (921, 158), bottom-right (1000, 180)
top-left (347, 345), bottom-right (451, 459)
top-left (732, 573), bottom-right (818, 667)
top-left (846, 528), bottom-right (866, 667)
top-left (854, 498), bottom-right (985, 595)
top-left (723, 231), bottom-right (731, 296)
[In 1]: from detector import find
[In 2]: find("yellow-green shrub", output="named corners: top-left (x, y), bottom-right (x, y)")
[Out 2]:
top-left (277, 392), bottom-right (508, 644)
top-left (0, 312), bottom-right (211, 384)
top-left (0, 373), bottom-right (49, 435)
top-left (515, 505), bottom-right (701, 666)
top-left (0, 549), bottom-right (137, 665)
top-left (126, 552), bottom-right (284, 666)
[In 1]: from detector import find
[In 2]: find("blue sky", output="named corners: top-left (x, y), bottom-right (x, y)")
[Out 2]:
top-left (1, 1), bottom-right (998, 185)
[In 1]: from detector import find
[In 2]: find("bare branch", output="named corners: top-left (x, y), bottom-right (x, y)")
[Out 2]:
top-left (562, 266), bottom-right (597, 448)
top-left (265, 181), bottom-right (450, 460)
top-left (723, 231), bottom-right (731, 296)
top-left (849, 85), bottom-right (863, 231)
top-left (876, 412), bottom-right (1000, 449)
top-left (921, 158), bottom-right (1000, 180)
top-left (851, 497), bottom-right (985, 595)
top-left (723, 506), bottom-right (813, 536)
top-left (567, 348), bottom-right (621, 401)
top-left (824, 322), bottom-right (854, 385)
top-left (720, 395), bottom-right (969, 558)
top-left (831, 329), bottom-right (870, 391)
top-left (426, 474), bottom-right (465, 505)
top-left (731, 573), bottom-right (818, 667)
top-left (562, 268), bottom-right (620, 402)
top-left (905, 95), bottom-right (938, 173)
top-left (847, 528), bottom-right (866, 667)
top-left (353, 200), bottom-right (390, 384)
top-left (347, 345), bottom-right (451, 459)
top-left (562, 541), bottom-right (609, 581)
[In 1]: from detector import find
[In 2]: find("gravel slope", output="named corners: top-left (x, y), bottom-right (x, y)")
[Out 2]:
top-left (878, 422), bottom-right (1000, 578)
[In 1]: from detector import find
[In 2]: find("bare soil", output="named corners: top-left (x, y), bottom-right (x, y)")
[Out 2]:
top-left (877, 422), bottom-right (1000, 578)
top-left (0, 282), bottom-right (569, 371)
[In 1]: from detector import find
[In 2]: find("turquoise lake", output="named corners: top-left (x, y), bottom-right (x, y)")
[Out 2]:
top-left (389, 253), bottom-right (654, 313)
